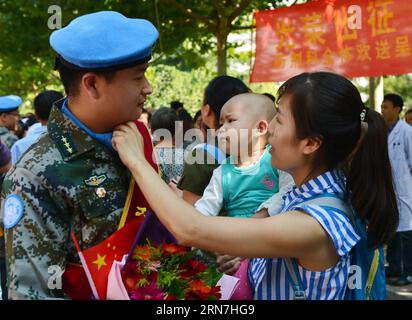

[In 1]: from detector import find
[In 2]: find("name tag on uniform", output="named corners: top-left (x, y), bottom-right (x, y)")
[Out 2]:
top-left (2, 194), bottom-right (24, 229)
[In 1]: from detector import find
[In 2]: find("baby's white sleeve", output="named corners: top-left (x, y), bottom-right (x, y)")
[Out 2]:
top-left (195, 166), bottom-right (223, 217)
top-left (256, 170), bottom-right (295, 216)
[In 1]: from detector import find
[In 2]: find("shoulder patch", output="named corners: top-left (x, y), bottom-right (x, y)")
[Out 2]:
top-left (2, 194), bottom-right (25, 229)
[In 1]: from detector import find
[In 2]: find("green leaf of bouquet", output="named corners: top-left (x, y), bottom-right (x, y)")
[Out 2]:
top-left (157, 269), bottom-right (181, 289)
top-left (168, 279), bottom-right (186, 300)
top-left (202, 267), bottom-right (223, 287)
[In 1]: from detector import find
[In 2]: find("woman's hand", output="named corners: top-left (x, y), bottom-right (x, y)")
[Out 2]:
top-left (216, 254), bottom-right (243, 275)
top-left (112, 121), bottom-right (146, 170)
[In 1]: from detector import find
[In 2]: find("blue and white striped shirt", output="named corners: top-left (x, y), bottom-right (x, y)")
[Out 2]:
top-left (248, 170), bottom-right (360, 300)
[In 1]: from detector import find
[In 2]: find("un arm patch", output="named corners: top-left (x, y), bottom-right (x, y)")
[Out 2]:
top-left (2, 194), bottom-right (24, 229)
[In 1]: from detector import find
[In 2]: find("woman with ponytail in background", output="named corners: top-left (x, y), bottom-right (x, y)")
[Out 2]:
top-left (112, 72), bottom-right (399, 300)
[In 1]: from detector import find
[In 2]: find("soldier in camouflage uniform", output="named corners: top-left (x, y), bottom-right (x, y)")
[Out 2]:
top-left (0, 11), bottom-right (158, 299)
top-left (0, 128), bottom-right (18, 150)
top-left (0, 95), bottom-right (21, 300)
top-left (0, 95), bottom-right (22, 149)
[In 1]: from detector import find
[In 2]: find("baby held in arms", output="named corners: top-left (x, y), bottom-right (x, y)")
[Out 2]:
top-left (194, 93), bottom-right (294, 299)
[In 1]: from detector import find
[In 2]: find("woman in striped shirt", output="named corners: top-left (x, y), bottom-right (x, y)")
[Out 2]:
top-left (113, 72), bottom-right (399, 300)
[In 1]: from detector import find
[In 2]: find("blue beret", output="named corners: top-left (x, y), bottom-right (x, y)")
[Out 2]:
top-left (50, 11), bottom-right (159, 70)
top-left (0, 95), bottom-right (23, 112)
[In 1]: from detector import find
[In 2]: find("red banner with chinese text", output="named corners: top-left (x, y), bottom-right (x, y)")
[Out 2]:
top-left (250, 0), bottom-right (412, 82)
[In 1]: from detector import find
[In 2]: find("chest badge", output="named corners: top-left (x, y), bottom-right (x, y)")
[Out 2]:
top-left (84, 174), bottom-right (107, 187)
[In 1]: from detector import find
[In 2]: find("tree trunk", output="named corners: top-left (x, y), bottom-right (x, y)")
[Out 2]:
top-left (369, 76), bottom-right (384, 111)
top-left (216, 31), bottom-right (228, 75)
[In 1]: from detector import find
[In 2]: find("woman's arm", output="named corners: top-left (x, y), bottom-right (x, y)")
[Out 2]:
top-left (182, 190), bottom-right (201, 205)
top-left (113, 122), bottom-right (332, 260)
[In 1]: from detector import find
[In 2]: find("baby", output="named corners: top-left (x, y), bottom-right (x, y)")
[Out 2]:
top-left (195, 93), bottom-right (293, 219)
top-left (194, 93), bottom-right (294, 299)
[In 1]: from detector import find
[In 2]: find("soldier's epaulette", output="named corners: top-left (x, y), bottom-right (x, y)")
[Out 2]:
top-left (56, 133), bottom-right (78, 158)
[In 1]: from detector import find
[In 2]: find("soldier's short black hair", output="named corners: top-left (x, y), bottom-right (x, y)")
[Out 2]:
top-left (383, 93), bottom-right (404, 112)
top-left (57, 62), bottom-right (116, 97)
top-left (34, 90), bottom-right (64, 120)
top-left (406, 108), bottom-right (412, 115)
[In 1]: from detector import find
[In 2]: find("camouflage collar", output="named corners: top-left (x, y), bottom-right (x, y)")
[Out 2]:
top-left (47, 100), bottom-right (119, 163)
top-left (0, 126), bottom-right (10, 134)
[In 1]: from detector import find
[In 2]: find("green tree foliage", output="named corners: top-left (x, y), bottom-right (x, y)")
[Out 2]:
top-left (145, 56), bottom-right (278, 116)
top-left (1, 0), bottom-right (410, 118)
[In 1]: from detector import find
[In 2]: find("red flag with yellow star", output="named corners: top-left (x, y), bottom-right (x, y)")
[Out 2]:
top-left (63, 120), bottom-right (160, 300)
top-left (71, 217), bottom-right (143, 300)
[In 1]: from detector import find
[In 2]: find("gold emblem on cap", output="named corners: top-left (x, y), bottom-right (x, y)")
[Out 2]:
top-left (96, 187), bottom-right (107, 198)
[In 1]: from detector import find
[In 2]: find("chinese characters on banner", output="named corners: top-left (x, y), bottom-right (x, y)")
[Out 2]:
top-left (250, 0), bottom-right (412, 82)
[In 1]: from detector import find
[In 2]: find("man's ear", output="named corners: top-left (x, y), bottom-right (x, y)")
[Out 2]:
top-left (302, 135), bottom-right (323, 155)
top-left (81, 72), bottom-right (100, 99)
top-left (0, 113), bottom-right (7, 123)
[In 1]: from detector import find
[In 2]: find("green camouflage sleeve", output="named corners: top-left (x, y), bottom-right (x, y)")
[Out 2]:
top-left (1, 167), bottom-right (70, 300)
top-left (2, 132), bottom-right (18, 150)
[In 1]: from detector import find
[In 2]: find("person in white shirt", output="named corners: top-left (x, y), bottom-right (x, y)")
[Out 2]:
top-left (11, 90), bottom-right (63, 164)
top-left (381, 93), bottom-right (412, 286)
top-left (405, 109), bottom-right (412, 127)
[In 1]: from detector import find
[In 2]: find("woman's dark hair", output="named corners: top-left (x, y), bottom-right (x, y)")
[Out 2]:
top-left (277, 72), bottom-right (399, 248)
top-left (170, 100), bottom-right (184, 111)
top-left (34, 90), bottom-right (64, 121)
top-left (151, 107), bottom-right (179, 138)
top-left (203, 75), bottom-right (249, 122)
top-left (194, 110), bottom-right (202, 121)
top-left (177, 108), bottom-right (194, 134)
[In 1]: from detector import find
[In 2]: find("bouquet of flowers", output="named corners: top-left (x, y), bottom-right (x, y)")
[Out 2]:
top-left (119, 241), bottom-right (223, 300)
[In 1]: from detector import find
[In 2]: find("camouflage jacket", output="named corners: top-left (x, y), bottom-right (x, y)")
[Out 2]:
top-left (1, 102), bottom-right (130, 299)
top-left (0, 127), bottom-right (18, 149)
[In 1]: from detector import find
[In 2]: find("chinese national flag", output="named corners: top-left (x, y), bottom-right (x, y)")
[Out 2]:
top-left (71, 218), bottom-right (143, 300)
top-left (63, 120), bottom-right (160, 300)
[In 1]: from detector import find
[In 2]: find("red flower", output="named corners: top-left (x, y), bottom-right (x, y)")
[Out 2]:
top-left (180, 259), bottom-right (207, 279)
top-left (185, 280), bottom-right (222, 300)
top-left (133, 245), bottom-right (157, 260)
top-left (189, 259), bottom-right (207, 273)
top-left (162, 241), bottom-right (187, 255)
top-left (129, 281), bottom-right (164, 300)
top-left (123, 273), bottom-right (146, 291)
